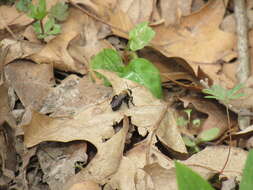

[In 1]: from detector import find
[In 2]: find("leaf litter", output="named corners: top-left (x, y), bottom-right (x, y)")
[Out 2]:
top-left (0, 0), bottom-right (253, 189)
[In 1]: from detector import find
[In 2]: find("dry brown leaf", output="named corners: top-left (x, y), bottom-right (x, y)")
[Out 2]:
top-left (144, 163), bottom-right (178, 190)
top-left (191, 0), bottom-right (205, 12)
top-left (4, 60), bottom-right (55, 111)
top-left (0, 39), bottom-right (42, 65)
top-left (99, 70), bottom-right (186, 153)
top-left (0, 5), bottom-right (32, 40)
top-left (158, 0), bottom-right (192, 26)
top-left (39, 75), bottom-right (112, 117)
top-left (64, 116), bottom-right (129, 189)
top-left (106, 142), bottom-right (174, 190)
top-left (69, 181), bottom-right (101, 190)
top-left (152, 0), bottom-right (237, 87)
top-left (23, 70), bottom-right (186, 155)
top-left (183, 146), bottom-right (247, 179)
top-left (37, 142), bottom-right (87, 190)
top-left (0, 85), bottom-right (9, 125)
top-left (145, 146), bottom-right (247, 190)
top-left (139, 49), bottom-right (196, 82)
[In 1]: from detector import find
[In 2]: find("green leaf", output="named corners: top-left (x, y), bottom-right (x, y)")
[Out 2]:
top-left (192, 119), bottom-right (201, 127)
top-left (16, 0), bottom-right (31, 12)
top-left (33, 20), bottom-right (42, 34)
top-left (203, 84), bottom-right (245, 103)
top-left (129, 22), bottom-right (155, 51)
top-left (175, 161), bottom-right (215, 190)
top-left (240, 149), bottom-right (253, 190)
top-left (182, 136), bottom-right (196, 147)
top-left (198, 128), bottom-right (220, 142)
top-left (49, 2), bottom-right (69, 21)
top-left (184, 109), bottom-right (192, 120)
top-left (177, 117), bottom-right (188, 127)
top-left (120, 58), bottom-right (162, 98)
top-left (28, 0), bottom-right (47, 20)
top-left (44, 18), bottom-right (61, 35)
top-left (91, 49), bottom-right (124, 86)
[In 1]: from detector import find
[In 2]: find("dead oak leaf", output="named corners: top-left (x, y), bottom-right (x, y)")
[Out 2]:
top-left (153, 0), bottom-right (235, 64)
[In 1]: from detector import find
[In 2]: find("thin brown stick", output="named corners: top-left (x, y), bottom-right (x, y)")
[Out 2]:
top-left (68, 0), bottom-right (128, 35)
top-left (219, 105), bottom-right (231, 174)
top-left (0, 12), bottom-right (18, 40)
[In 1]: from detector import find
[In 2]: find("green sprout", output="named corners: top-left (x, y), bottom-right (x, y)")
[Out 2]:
top-left (16, 0), bottom-right (69, 40)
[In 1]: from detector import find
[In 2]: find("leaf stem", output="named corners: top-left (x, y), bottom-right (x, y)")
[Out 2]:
top-left (219, 104), bottom-right (231, 174)
top-left (39, 19), bottom-right (44, 36)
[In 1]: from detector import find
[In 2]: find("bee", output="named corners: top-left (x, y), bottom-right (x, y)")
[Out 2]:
top-left (110, 89), bottom-right (134, 111)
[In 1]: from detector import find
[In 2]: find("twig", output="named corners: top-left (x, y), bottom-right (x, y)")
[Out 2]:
top-left (0, 12), bottom-right (18, 40)
top-left (68, 0), bottom-right (128, 35)
top-left (219, 105), bottom-right (231, 174)
top-left (234, 0), bottom-right (251, 130)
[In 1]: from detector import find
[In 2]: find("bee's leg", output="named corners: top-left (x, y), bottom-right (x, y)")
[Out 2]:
top-left (130, 96), bottom-right (135, 106)
top-left (125, 97), bottom-right (130, 108)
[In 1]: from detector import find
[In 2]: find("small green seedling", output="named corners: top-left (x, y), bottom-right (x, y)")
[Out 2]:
top-left (177, 109), bottom-right (201, 128)
top-left (202, 83), bottom-right (245, 104)
top-left (16, 0), bottom-right (69, 39)
top-left (91, 22), bottom-right (162, 98)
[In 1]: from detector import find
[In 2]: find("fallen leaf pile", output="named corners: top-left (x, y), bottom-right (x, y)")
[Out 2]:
top-left (0, 0), bottom-right (253, 189)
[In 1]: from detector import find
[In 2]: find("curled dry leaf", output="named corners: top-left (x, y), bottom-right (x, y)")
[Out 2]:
top-left (105, 141), bottom-right (174, 190)
top-left (144, 146), bottom-right (247, 190)
top-left (64, 116), bottom-right (129, 189)
top-left (183, 146), bottom-right (247, 179)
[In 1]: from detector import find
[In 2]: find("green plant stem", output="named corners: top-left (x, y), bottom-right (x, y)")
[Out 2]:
top-left (220, 105), bottom-right (231, 174)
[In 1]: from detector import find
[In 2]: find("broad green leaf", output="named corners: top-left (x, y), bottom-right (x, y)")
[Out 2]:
top-left (120, 58), bottom-right (162, 98)
top-left (28, 0), bottom-right (47, 20)
top-left (49, 2), bottom-right (69, 21)
top-left (240, 149), bottom-right (253, 190)
top-left (129, 22), bottom-right (155, 51)
top-left (198, 128), bottom-right (220, 142)
top-left (175, 161), bottom-right (215, 190)
top-left (16, 0), bottom-right (31, 12)
top-left (91, 49), bottom-right (124, 86)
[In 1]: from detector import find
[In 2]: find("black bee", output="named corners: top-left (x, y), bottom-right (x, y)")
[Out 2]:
top-left (110, 89), bottom-right (134, 111)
